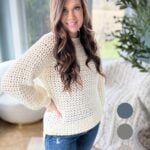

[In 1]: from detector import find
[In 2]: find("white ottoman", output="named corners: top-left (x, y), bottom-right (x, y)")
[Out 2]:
top-left (0, 94), bottom-right (45, 124)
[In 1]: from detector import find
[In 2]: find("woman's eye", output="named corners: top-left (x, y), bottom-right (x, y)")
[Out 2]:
top-left (74, 6), bottom-right (81, 11)
top-left (63, 9), bottom-right (68, 14)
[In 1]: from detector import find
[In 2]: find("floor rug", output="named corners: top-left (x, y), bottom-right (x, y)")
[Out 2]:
top-left (27, 137), bottom-right (44, 150)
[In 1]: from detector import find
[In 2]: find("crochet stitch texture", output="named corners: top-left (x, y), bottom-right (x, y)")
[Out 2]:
top-left (1, 32), bottom-right (105, 135)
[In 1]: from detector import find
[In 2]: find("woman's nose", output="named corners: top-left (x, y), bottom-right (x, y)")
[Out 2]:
top-left (68, 11), bottom-right (75, 19)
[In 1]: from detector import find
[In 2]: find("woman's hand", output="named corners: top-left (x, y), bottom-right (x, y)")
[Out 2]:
top-left (46, 100), bottom-right (62, 118)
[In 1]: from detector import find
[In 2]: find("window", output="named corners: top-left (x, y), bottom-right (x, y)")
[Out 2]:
top-left (0, 0), bottom-right (50, 62)
top-left (25, 0), bottom-right (50, 46)
top-left (92, 0), bottom-right (124, 59)
top-left (0, 0), bottom-right (122, 61)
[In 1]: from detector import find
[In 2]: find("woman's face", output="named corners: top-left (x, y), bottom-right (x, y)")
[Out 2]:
top-left (61, 0), bottom-right (84, 38)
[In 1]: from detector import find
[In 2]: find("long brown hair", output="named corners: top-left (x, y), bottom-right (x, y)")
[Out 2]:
top-left (50, 0), bottom-right (103, 92)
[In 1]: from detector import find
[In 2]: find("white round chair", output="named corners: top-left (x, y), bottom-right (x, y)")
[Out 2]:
top-left (0, 60), bottom-right (45, 124)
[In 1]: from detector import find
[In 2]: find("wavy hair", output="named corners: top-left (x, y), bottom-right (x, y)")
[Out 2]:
top-left (50, 0), bottom-right (104, 92)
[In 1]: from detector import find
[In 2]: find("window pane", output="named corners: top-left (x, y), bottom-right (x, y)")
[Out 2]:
top-left (25, 0), bottom-right (50, 46)
top-left (92, 0), bottom-right (124, 59)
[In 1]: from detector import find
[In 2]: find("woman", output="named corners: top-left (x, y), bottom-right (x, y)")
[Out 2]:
top-left (1, 0), bottom-right (105, 149)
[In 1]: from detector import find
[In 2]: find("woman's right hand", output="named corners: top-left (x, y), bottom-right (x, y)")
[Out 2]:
top-left (46, 100), bottom-right (62, 118)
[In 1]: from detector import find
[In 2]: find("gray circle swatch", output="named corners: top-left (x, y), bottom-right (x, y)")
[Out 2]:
top-left (118, 145), bottom-right (132, 150)
top-left (117, 103), bottom-right (133, 118)
top-left (117, 124), bottom-right (133, 140)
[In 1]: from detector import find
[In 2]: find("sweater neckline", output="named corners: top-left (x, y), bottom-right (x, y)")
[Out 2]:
top-left (71, 37), bottom-right (81, 46)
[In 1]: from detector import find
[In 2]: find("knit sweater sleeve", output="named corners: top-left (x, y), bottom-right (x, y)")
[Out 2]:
top-left (1, 33), bottom-right (56, 110)
top-left (96, 50), bottom-right (105, 110)
top-left (98, 75), bottom-right (105, 108)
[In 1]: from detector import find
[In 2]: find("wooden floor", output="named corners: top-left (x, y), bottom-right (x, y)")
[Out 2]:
top-left (0, 119), bottom-right (42, 150)
top-left (0, 119), bottom-right (101, 150)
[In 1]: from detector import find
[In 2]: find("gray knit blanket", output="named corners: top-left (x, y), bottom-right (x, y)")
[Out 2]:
top-left (94, 60), bottom-right (150, 150)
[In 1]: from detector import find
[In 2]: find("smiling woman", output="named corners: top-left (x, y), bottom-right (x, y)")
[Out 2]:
top-left (60, 0), bottom-right (83, 38)
top-left (0, 0), bottom-right (105, 150)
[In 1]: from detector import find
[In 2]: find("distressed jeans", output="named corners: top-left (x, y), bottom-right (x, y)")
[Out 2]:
top-left (44, 122), bottom-right (100, 150)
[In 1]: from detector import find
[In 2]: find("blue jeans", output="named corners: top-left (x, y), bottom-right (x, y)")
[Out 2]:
top-left (45, 123), bottom-right (100, 150)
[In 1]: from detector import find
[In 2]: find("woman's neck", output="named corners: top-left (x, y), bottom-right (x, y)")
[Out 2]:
top-left (69, 31), bottom-right (80, 38)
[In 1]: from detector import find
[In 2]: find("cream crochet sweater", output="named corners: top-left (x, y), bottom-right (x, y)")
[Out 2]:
top-left (1, 32), bottom-right (105, 135)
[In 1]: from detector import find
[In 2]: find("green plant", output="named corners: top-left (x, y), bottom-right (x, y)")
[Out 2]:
top-left (110, 0), bottom-right (150, 72)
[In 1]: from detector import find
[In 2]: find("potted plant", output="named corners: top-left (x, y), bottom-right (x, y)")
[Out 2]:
top-left (110, 0), bottom-right (150, 72)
